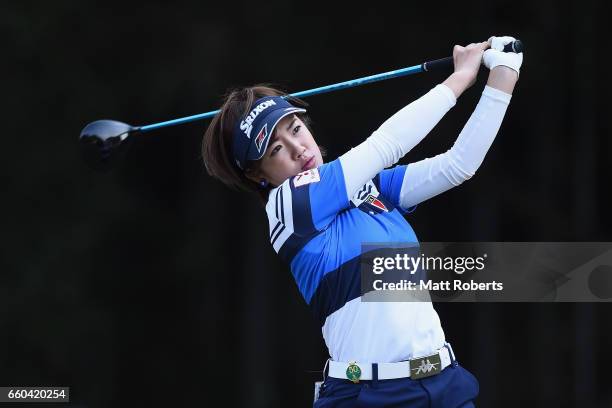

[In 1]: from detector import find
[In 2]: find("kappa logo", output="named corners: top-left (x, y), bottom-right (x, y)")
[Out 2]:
top-left (254, 123), bottom-right (268, 152)
top-left (293, 168), bottom-right (320, 187)
top-left (240, 99), bottom-right (277, 138)
top-left (412, 359), bottom-right (439, 375)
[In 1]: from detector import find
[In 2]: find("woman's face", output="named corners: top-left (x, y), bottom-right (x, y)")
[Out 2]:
top-left (253, 114), bottom-right (323, 187)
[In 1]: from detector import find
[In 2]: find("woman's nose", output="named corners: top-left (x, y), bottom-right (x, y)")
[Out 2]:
top-left (286, 139), bottom-right (305, 159)
top-left (293, 146), bottom-right (307, 160)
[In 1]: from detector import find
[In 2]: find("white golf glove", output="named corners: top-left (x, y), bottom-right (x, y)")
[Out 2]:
top-left (483, 35), bottom-right (523, 76)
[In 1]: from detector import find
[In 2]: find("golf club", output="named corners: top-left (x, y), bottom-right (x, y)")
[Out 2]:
top-left (79, 40), bottom-right (523, 168)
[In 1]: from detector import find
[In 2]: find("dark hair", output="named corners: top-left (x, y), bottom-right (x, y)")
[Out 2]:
top-left (202, 84), bottom-right (316, 202)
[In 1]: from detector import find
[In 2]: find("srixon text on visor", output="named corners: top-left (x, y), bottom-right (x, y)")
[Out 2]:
top-left (240, 100), bottom-right (277, 138)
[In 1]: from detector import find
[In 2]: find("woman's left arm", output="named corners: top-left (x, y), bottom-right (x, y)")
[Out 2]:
top-left (398, 59), bottom-right (520, 209)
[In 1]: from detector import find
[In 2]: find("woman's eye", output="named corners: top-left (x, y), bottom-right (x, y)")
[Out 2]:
top-left (270, 145), bottom-right (282, 156)
top-left (293, 125), bottom-right (301, 135)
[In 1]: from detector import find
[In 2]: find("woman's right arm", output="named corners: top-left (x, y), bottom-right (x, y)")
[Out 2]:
top-left (339, 42), bottom-right (490, 200)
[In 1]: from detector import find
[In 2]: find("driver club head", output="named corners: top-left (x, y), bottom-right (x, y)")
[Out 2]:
top-left (79, 120), bottom-right (138, 170)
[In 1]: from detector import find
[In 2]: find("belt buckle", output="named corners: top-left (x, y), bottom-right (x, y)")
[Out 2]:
top-left (346, 362), bottom-right (362, 383)
top-left (409, 352), bottom-right (442, 379)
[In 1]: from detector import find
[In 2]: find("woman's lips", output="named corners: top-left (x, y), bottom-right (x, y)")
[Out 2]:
top-left (302, 157), bottom-right (315, 170)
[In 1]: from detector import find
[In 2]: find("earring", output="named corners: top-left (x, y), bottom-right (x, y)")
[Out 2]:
top-left (259, 179), bottom-right (269, 189)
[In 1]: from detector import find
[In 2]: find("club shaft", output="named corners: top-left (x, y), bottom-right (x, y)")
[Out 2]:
top-left (139, 64), bottom-right (424, 132)
top-left (138, 39), bottom-right (523, 133)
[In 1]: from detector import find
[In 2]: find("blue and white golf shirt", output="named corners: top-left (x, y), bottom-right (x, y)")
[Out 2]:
top-left (265, 158), bottom-right (445, 363)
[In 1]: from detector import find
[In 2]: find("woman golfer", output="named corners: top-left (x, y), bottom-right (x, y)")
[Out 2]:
top-left (202, 36), bottom-right (522, 407)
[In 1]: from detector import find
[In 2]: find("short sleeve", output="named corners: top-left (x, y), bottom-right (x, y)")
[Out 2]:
top-left (376, 165), bottom-right (417, 214)
top-left (265, 159), bottom-right (350, 249)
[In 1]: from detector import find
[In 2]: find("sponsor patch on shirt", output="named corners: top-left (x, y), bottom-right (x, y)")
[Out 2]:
top-left (351, 180), bottom-right (389, 213)
top-left (365, 194), bottom-right (388, 212)
top-left (293, 168), bottom-right (320, 188)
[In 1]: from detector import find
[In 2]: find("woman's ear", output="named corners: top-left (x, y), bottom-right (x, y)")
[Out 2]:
top-left (245, 167), bottom-right (270, 189)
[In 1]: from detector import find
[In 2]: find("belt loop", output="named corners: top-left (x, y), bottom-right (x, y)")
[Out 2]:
top-left (444, 343), bottom-right (457, 366)
top-left (372, 363), bottom-right (379, 388)
top-left (322, 358), bottom-right (330, 382)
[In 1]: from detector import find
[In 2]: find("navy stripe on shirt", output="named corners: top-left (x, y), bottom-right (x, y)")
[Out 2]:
top-left (279, 185), bottom-right (285, 224)
top-left (270, 221), bottom-right (282, 239)
top-left (278, 230), bottom-right (324, 264)
top-left (271, 225), bottom-right (286, 245)
top-left (308, 255), bottom-right (362, 327)
top-left (289, 178), bottom-right (317, 236)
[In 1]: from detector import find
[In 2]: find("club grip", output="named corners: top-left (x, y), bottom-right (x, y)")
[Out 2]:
top-left (422, 57), bottom-right (454, 72)
top-left (504, 39), bottom-right (524, 53)
top-left (422, 39), bottom-right (524, 72)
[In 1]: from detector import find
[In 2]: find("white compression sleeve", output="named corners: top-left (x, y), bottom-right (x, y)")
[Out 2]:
top-left (339, 84), bottom-right (456, 200)
top-left (398, 85), bottom-right (512, 209)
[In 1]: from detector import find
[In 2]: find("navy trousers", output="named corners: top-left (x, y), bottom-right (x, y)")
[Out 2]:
top-left (314, 363), bottom-right (479, 408)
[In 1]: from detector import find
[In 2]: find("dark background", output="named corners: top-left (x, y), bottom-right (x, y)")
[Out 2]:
top-left (2, 0), bottom-right (611, 407)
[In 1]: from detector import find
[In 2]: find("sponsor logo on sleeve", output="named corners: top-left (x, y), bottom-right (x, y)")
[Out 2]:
top-left (351, 181), bottom-right (388, 212)
top-left (365, 195), bottom-right (388, 212)
top-left (293, 168), bottom-right (321, 188)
